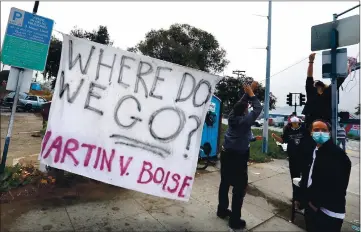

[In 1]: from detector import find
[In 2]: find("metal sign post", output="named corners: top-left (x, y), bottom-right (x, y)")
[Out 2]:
top-left (0, 3), bottom-right (53, 173)
top-left (330, 14), bottom-right (338, 143)
top-left (0, 69), bottom-right (23, 172)
top-left (311, 5), bottom-right (360, 144)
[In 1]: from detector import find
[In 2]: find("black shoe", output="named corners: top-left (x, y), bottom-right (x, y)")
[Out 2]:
top-left (229, 218), bottom-right (246, 230)
top-left (217, 208), bottom-right (232, 219)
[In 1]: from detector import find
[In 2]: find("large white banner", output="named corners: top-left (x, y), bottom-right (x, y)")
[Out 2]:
top-left (39, 35), bottom-right (221, 201)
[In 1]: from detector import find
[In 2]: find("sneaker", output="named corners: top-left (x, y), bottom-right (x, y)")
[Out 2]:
top-left (229, 218), bottom-right (246, 230)
top-left (217, 208), bottom-right (232, 219)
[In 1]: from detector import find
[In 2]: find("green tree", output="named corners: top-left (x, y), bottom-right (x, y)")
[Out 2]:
top-left (215, 75), bottom-right (277, 114)
top-left (128, 23), bottom-right (229, 74)
top-left (355, 104), bottom-right (360, 116)
top-left (44, 25), bottom-right (113, 89)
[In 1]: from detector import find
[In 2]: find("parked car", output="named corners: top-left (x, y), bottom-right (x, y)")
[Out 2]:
top-left (2, 92), bottom-right (29, 109)
top-left (18, 95), bottom-right (47, 112)
top-left (272, 117), bottom-right (285, 128)
top-left (253, 118), bottom-right (264, 127)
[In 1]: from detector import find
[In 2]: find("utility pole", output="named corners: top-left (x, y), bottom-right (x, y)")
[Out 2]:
top-left (262, 0), bottom-right (272, 154)
top-left (232, 70), bottom-right (245, 78)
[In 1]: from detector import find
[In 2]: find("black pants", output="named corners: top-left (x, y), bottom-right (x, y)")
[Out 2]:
top-left (288, 153), bottom-right (302, 201)
top-left (218, 149), bottom-right (249, 223)
top-left (305, 206), bottom-right (343, 232)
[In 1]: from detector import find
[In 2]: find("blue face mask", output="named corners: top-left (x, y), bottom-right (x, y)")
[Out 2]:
top-left (312, 132), bottom-right (330, 144)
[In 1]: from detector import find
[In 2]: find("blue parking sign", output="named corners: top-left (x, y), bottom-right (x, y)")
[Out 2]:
top-left (1, 7), bottom-right (54, 71)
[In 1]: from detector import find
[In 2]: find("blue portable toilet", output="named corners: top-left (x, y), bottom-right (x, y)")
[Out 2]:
top-left (30, 82), bottom-right (42, 91)
top-left (199, 95), bottom-right (222, 159)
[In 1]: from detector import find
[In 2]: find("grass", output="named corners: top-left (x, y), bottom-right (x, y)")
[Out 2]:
top-left (348, 134), bottom-right (360, 141)
top-left (219, 124), bottom-right (287, 163)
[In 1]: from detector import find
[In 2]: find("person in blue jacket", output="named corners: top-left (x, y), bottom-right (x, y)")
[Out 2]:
top-left (217, 82), bottom-right (262, 230)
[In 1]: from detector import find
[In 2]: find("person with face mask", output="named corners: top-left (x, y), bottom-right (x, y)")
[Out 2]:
top-left (217, 82), bottom-right (262, 230)
top-left (298, 119), bottom-right (351, 232)
top-left (302, 53), bottom-right (346, 128)
top-left (271, 116), bottom-right (308, 203)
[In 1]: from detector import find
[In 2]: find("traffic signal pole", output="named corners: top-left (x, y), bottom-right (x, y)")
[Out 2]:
top-left (286, 93), bottom-right (306, 116)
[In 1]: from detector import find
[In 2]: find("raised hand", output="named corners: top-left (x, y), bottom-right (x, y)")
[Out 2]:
top-left (309, 53), bottom-right (316, 62)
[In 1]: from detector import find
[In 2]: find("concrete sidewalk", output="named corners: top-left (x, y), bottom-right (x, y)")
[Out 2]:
top-left (2, 168), bottom-right (304, 232)
top-left (2, 152), bottom-right (359, 232)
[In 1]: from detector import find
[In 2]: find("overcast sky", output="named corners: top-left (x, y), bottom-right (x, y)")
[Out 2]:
top-left (1, 1), bottom-right (360, 113)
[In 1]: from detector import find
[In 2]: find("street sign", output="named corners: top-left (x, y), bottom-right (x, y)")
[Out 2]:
top-left (1, 7), bottom-right (54, 71)
top-left (322, 48), bottom-right (348, 78)
top-left (311, 14), bottom-right (360, 51)
top-left (6, 67), bottom-right (33, 93)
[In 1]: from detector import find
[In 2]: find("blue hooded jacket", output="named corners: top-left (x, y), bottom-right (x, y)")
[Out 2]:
top-left (223, 94), bottom-right (262, 153)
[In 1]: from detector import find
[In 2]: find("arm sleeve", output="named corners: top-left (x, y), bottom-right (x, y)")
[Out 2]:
top-left (306, 77), bottom-right (315, 95)
top-left (249, 131), bottom-right (256, 142)
top-left (281, 127), bottom-right (289, 143)
top-left (242, 96), bottom-right (262, 127)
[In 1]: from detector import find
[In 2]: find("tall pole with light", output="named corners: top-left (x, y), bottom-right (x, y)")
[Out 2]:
top-left (262, 0), bottom-right (272, 154)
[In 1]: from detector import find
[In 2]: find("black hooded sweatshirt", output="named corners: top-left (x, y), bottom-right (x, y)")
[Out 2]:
top-left (299, 138), bottom-right (351, 214)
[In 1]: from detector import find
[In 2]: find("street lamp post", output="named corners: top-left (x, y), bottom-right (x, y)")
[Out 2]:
top-left (262, 0), bottom-right (272, 154)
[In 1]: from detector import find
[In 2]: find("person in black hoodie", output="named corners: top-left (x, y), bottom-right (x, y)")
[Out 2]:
top-left (302, 53), bottom-right (346, 128)
top-left (299, 119), bottom-right (351, 232)
top-left (217, 82), bottom-right (262, 230)
top-left (271, 116), bottom-right (308, 202)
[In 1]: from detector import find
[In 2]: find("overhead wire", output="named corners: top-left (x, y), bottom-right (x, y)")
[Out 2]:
top-left (258, 51), bottom-right (322, 83)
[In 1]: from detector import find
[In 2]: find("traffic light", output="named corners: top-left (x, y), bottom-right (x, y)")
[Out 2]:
top-left (286, 93), bottom-right (292, 106)
top-left (300, 93), bottom-right (306, 106)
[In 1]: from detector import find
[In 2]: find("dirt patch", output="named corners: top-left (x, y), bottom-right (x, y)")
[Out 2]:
top-left (246, 184), bottom-right (290, 215)
top-left (0, 177), bottom-right (129, 232)
top-left (0, 113), bottom-right (43, 166)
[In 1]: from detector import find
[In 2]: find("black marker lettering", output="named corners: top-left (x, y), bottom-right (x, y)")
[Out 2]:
top-left (118, 55), bottom-right (135, 88)
top-left (135, 61), bottom-right (152, 98)
top-left (148, 107), bottom-right (186, 142)
top-left (114, 95), bottom-right (142, 128)
top-left (84, 82), bottom-right (107, 115)
top-left (186, 115), bottom-right (201, 150)
top-left (68, 39), bottom-right (95, 74)
top-left (59, 71), bottom-right (84, 103)
top-left (149, 66), bottom-right (172, 100)
top-left (193, 79), bottom-right (212, 107)
top-left (175, 72), bottom-right (196, 103)
top-left (96, 49), bottom-right (116, 82)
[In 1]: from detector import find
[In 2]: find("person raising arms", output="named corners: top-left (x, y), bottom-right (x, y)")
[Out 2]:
top-left (302, 53), bottom-right (346, 128)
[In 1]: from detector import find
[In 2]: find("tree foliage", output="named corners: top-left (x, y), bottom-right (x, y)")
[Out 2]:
top-left (44, 25), bottom-right (113, 89)
top-left (128, 23), bottom-right (229, 74)
top-left (215, 75), bottom-right (277, 114)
